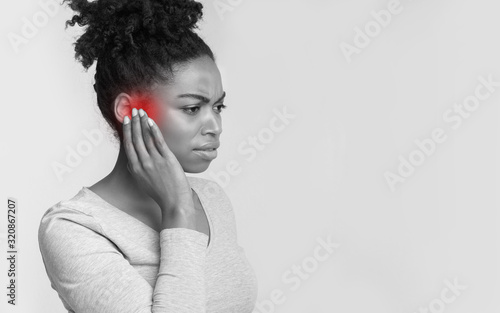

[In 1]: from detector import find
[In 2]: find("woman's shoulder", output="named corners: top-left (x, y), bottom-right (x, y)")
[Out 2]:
top-left (38, 188), bottom-right (103, 243)
top-left (40, 188), bottom-right (97, 219)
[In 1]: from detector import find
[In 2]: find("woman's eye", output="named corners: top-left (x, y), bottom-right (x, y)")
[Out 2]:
top-left (183, 107), bottom-right (200, 114)
top-left (183, 104), bottom-right (228, 115)
top-left (215, 104), bottom-right (227, 113)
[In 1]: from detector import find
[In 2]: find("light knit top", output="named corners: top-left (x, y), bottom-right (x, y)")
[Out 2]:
top-left (38, 176), bottom-right (258, 313)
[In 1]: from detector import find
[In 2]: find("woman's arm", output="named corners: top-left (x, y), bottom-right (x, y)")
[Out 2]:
top-left (38, 209), bottom-right (208, 313)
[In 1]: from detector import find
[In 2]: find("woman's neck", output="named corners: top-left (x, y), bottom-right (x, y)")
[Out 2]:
top-left (93, 143), bottom-right (159, 207)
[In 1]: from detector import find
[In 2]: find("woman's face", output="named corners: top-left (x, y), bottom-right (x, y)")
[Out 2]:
top-left (118, 55), bottom-right (225, 173)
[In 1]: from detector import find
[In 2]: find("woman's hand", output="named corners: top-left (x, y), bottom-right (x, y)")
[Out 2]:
top-left (122, 108), bottom-right (195, 218)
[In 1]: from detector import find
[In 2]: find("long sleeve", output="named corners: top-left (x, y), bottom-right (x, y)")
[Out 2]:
top-left (38, 208), bottom-right (209, 313)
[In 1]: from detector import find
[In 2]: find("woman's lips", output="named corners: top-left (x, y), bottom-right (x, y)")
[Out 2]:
top-left (193, 148), bottom-right (218, 160)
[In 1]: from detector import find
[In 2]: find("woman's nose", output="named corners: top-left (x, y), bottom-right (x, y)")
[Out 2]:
top-left (201, 109), bottom-right (222, 136)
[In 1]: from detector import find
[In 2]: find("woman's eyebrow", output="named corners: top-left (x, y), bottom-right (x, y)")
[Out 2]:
top-left (177, 91), bottom-right (226, 104)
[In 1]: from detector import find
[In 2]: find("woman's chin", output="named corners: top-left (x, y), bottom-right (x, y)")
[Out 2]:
top-left (182, 161), bottom-right (211, 174)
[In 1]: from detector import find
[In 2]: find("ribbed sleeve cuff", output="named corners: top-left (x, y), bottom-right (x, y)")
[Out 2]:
top-left (158, 228), bottom-right (208, 277)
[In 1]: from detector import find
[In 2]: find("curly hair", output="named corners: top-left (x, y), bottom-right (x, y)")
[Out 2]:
top-left (63, 0), bottom-right (215, 143)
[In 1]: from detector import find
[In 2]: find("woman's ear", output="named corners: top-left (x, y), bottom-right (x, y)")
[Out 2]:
top-left (114, 93), bottom-right (133, 124)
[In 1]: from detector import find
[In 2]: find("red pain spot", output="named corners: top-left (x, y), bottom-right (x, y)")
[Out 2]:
top-left (126, 94), bottom-right (163, 125)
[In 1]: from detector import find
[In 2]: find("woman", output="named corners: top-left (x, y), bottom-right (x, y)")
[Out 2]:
top-left (37, 0), bottom-right (258, 312)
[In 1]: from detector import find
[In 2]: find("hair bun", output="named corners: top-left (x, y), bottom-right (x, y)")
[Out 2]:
top-left (64, 0), bottom-right (205, 69)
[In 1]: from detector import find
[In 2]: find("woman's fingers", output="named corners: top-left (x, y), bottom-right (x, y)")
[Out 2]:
top-left (130, 108), bottom-right (150, 166)
top-left (139, 109), bottom-right (160, 158)
top-left (122, 114), bottom-right (139, 172)
top-left (124, 108), bottom-right (166, 174)
top-left (147, 117), bottom-right (172, 159)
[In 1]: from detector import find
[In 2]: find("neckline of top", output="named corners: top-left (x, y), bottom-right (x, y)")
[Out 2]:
top-left (80, 176), bottom-right (213, 252)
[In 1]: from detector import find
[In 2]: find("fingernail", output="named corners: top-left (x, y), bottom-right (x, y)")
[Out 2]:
top-left (132, 108), bottom-right (137, 117)
top-left (147, 118), bottom-right (154, 127)
top-left (123, 116), bottom-right (130, 124)
top-left (139, 109), bottom-right (144, 117)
